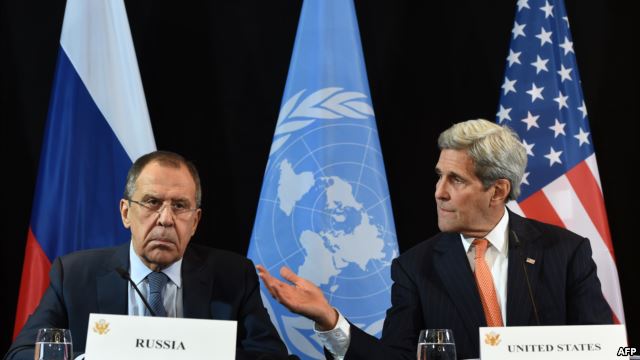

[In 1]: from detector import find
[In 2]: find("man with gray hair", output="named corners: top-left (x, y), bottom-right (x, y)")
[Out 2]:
top-left (258, 119), bottom-right (612, 359)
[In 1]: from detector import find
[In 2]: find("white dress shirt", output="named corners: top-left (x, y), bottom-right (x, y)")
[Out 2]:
top-left (461, 209), bottom-right (509, 324)
top-left (127, 242), bottom-right (184, 317)
top-left (73, 244), bottom-right (185, 359)
top-left (316, 209), bottom-right (510, 359)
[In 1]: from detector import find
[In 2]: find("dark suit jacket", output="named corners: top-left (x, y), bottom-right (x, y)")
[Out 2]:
top-left (342, 212), bottom-right (612, 360)
top-left (5, 242), bottom-right (290, 360)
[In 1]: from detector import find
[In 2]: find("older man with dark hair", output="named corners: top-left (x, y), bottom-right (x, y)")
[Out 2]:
top-left (6, 151), bottom-right (291, 360)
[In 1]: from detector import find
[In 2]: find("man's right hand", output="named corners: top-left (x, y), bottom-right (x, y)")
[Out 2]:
top-left (256, 265), bottom-right (339, 330)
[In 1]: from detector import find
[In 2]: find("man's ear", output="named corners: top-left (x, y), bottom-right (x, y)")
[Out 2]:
top-left (120, 199), bottom-right (131, 229)
top-left (492, 179), bottom-right (511, 204)
top-left (190, 208), bottom-right (202, 236)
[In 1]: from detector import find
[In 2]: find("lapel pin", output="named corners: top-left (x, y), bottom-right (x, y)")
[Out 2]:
top-left (526, 258), bottom-right (536, 265)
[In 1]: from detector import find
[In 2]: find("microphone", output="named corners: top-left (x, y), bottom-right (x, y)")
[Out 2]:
top-left (115, 267), bottom-right (156, 316)
top-left (511, 231), bottom-right (540, 325)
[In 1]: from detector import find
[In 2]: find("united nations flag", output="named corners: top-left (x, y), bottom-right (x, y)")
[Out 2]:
top-left (247, 1), bottom-right (399, 358)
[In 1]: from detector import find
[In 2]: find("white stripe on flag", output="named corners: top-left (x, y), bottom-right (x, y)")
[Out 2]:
top-left (542, 174), bottom-right (624, 321)
top-left (506, 200), bottom-right (525, 217)
top-left (60, 0), bottom-right (155, 161)
top-left (585, 154), bottom-right (603, 193)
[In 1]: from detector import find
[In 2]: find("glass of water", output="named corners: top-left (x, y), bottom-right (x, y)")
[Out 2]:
top-left (417, 329), bottom-right (456, 360)
top-left (34, 328), bottom-right (73, 360)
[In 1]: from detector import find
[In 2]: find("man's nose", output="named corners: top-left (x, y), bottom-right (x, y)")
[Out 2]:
top-left (157, 204), bottom-right (175, 227)
top-left (434, 179), bottom-right (449, 200)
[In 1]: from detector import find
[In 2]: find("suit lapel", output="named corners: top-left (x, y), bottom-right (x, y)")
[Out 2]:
top-left (506, 212), bottom-right (543, 325)
top-left (96, 243), bottom-right (129, 315)
top-left (434, 233), bottom-right (486, 339)
top-left (181, 246), bottom-right (213, 319)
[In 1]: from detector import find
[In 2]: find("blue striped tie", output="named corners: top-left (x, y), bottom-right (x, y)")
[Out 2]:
top-left (147, 271), bottom-right (168, 317)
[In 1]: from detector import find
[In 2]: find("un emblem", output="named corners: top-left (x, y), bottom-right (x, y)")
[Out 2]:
top-left (250, 87), bottom-right (398, 358)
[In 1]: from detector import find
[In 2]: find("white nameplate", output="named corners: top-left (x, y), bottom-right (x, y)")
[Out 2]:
top-left (85, 313), bottom-right (237, 360)
top-left (479, 324), bottom-right (628, 359)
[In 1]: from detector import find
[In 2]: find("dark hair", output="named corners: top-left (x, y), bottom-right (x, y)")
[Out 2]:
top-left (124, 150), bottom-right (202, 207)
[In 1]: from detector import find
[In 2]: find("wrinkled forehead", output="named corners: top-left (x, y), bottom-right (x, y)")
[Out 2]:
top-left (135, 162), bottom-right (197, 200)
top-left (436, 149), bottom-right (477, 175)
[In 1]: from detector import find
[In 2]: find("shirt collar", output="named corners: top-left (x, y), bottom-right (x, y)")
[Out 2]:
top-left (129, 241), bottom-right (183, 288)
top-left (460, 208), bottom-right (510, 255)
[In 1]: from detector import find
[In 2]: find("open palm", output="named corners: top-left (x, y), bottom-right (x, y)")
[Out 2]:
top-left (256, 265), bottom-right (338, 330)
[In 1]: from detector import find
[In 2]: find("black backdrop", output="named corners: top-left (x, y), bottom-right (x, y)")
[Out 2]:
top-left (1, 0), bottom-right (637, 353)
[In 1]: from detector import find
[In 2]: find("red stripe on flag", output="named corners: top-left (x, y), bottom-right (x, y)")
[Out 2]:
top-left (612, 312), bottom-right (620, 324)
top-left (519, 190), bottom-right (566, 229)
top-left (13, 228), bottom-right (51, 339)
top-left (566, 161), bottom-right (615, 259)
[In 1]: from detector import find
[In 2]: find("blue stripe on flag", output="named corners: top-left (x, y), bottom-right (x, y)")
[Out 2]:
top-left (31, 48), bottom-right (132, 261)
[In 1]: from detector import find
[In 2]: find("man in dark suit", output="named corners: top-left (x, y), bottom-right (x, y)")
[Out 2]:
top-left (6, 151), bottom-right (290, 360)
top-left (257, 119), bottom-right (612, 359)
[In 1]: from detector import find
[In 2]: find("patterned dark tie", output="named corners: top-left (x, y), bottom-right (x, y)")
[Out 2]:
top-left (147, 271), bottom-right (168, 317)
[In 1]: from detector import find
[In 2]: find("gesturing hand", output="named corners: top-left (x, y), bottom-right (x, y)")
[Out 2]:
top-left (256, 265), bottom-right (338, 330)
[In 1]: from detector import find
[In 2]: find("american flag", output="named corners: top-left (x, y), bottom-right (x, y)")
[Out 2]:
top-left (496, 0), bottom-right (624, 323)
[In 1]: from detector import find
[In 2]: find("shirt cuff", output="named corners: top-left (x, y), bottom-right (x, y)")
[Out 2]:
top-left (314, 309), bottom-right (351, 359)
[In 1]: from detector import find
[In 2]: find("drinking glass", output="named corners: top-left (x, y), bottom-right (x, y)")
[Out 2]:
top-left (417, 329), bottom-right (456, 360)
top-left (34, 328), bottom-right (73, 360)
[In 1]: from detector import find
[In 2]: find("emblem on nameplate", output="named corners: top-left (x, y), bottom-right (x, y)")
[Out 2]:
top-left (484, 331), bottom-right (501, 346)
top-left (93, 319), bottom-right (110, 335)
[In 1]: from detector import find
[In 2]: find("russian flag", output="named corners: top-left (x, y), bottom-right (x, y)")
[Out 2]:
top-left (13, 0), bottom-right (155, 337)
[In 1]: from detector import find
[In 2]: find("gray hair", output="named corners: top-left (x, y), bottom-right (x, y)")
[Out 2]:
top-left (124, 150), bottom-right (202, 207)
top-left (438, 119), bottom-right (527, 201)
